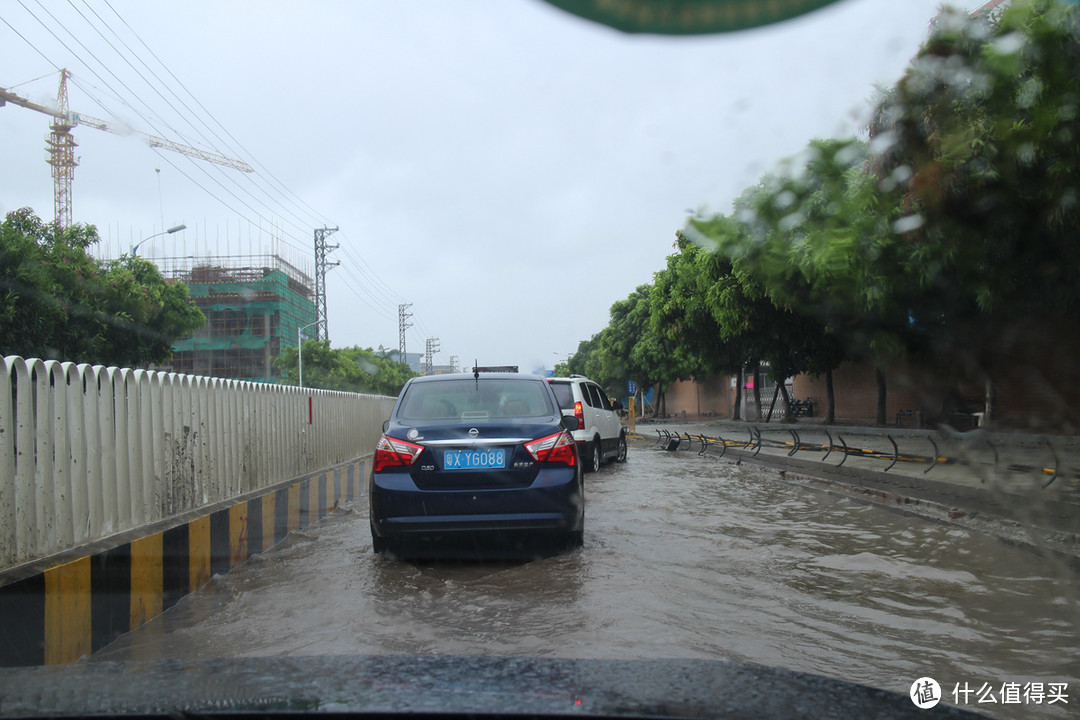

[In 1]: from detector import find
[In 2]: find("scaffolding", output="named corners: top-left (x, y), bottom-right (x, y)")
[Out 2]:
top-left (161, 255), bottom-right (315, 383)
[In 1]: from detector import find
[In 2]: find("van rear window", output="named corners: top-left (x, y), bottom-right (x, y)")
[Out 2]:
top-left (548, 382), bottom-right (574, 410)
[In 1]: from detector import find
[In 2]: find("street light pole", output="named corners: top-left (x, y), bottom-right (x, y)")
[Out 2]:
top-left (298, 320), bottom-right (319, 389)
top-left (131, 223), bottom-right (186, 256)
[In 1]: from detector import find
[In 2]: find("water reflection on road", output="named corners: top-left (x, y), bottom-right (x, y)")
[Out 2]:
top-left (96, 442), bottom-right (1079, 718)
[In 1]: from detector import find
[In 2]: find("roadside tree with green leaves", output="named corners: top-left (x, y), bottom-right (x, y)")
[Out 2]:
top-left (564, 285), bottom-right (683, 416)
top-left (0, 208), bottom-right (205, 367)
top-left (560, 333), bottom-right (605, 383)
top-left (602, 285), bottom-right (679, 416)
top-left (565, 1), bottom-right (1080, 427)
top-left (699, 142), bottom-right (902, 423)
top-left (684, 208), bottom-right (846, 422)
top-left (274, 341), bottom-right (417, 396)
top-left (868, 0), bottom-right (1080, 422)
top-left (650, 232), bottom-right (754, 417)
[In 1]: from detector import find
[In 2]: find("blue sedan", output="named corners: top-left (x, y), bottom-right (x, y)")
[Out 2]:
top-left (369, 372), bottom-right (584, 556)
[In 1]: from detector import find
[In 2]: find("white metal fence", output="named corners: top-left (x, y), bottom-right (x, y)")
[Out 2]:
top-left (0, 356), bottom-right (396, 571)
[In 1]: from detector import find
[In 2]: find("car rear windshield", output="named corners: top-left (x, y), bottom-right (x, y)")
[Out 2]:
top-left (397, 378), bottom-right (556, 421)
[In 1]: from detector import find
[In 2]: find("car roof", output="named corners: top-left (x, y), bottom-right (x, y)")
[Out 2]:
top-left (407, 372), bottom-right (543, 383)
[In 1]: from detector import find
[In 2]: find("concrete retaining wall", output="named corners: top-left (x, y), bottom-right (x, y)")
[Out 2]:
top-left (0, 454), bottom-right (369, 666)
top-left (0, 355), bottom-right (398, 666)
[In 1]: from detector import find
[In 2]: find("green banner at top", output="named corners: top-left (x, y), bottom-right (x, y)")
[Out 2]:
top-left (540, 0), bottom-right (846, 34)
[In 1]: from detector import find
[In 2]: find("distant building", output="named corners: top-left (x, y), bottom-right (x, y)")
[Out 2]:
top-left (160, 254), bottom-right (316, 383)
top-left (383, 350), bottom-right (424, 374)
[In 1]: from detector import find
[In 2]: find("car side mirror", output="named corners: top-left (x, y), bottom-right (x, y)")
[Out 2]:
top-left (382, 419), bottom-right (390, 432)
top-left (562, 415), bottom-right (581, 432)
top-left (612, 400), bottom-right (624, 411)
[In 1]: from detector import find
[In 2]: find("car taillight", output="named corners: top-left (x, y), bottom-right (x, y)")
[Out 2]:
top-left (574, 400), bottom-right (584, 426)
top-left (525, 431), bottom-right (577, 466)
top-left (373, 435), bottom-right (424, 472)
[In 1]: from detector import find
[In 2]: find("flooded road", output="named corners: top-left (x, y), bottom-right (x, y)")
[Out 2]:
top-left (96, 442), bottom-right (1078, 718)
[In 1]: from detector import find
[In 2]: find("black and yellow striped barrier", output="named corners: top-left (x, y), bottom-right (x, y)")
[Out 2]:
top-left (0, 456), bottom-right (369, 667)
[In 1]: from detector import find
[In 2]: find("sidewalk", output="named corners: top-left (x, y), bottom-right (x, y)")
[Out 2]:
top-left (632, 418), bottom-right (1080, 566)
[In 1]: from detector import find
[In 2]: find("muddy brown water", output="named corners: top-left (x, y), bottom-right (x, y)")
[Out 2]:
top-left (95, 442), bottom-right (1079, 718)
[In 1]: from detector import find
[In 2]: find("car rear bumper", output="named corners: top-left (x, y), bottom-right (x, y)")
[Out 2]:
top-left (370, 467), bottom-right (582, 539)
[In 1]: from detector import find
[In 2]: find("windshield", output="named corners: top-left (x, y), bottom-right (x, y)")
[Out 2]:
top-left (1, 1), bottom-right (1077, 719)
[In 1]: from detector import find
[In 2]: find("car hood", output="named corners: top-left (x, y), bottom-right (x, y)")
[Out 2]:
top-left (0, 655), bottom-right (989, 719)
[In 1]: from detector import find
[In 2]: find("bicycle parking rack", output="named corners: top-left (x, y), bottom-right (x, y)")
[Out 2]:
top-left (697, 435), bottom-right (710, 456)
top-left (650, 424), bottom-right (1076, 491)
top-left (654, 429), bottom-right (681, 451)
top-left (677, 433), bottom-right (712, 456)
top-left (645, 418), bottom-right (1080, 501)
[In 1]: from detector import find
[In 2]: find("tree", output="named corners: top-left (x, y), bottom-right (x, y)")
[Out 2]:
top-left (707, 142), bottom-right (904, 423)
top-left (870, 0), bottom-right (1080, 423)
top-left (564, 286), bottom-right (680, 415)
top-left (650, 234), bottom-right (739, 377)
top-left (686, 207), bottom-right (847, 422)
top-left (561, 333), bottom-right (609, 390)
top-left (0, 208), bottom-right (205, 367)
top-left (601, 285), bottom-right (678, 416)
top-left (274, 340), bottom-right (418, 396)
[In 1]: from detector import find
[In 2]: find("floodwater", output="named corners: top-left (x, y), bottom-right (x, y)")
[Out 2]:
top-left (95, 442), bottom-right (1079, 718)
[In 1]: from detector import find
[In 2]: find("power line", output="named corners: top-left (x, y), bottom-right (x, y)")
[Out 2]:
top-left (72, 3), bottom-right (405, 314)
top-left (20, 1), bottom-right (320, 253)
top-left (4, 3), bottom-right (413, 350)
top-left (99, 0), bottom-right (332, 231)
top-left (0, 13), bottom-right (59, 70)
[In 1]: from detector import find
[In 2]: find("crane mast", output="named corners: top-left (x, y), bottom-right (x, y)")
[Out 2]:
top-left (0, 69), bottom-right (253, 228)
top-left (47, 69), bottom-right (77, 228)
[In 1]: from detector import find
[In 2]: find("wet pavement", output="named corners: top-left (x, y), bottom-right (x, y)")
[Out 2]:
top-left (93, 439), bottom-right (1078, 719)
top-left (642, 419), bottom-right (1080, 563)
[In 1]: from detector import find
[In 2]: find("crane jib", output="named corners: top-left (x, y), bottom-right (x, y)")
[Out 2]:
top-left (1, 69), bottom-right (254, 228)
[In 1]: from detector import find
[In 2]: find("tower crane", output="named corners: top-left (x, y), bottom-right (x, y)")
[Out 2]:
top-left (0, 69), bottom-right (253, 229)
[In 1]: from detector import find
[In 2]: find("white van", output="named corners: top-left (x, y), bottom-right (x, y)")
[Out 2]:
top-left (546, 375), bottom-right (627, 472)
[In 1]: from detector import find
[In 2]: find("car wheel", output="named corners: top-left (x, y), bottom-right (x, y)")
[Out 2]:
top-left (615, 433), bottom-right (627, 463)
top-left (586, 439), bottom-right (602, 473)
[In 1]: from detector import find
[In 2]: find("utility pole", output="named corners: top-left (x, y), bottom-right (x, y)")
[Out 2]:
top-left (449, 355), bottom-right (459, 374)
top-left (424, 337), bottom-right (440, 376)
top-left (398, 303), bottom-right (413, 366)
top-left (313, 227), bottom-right (339, 342)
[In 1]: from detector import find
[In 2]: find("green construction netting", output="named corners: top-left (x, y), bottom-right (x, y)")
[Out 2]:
top-left (173, 337), bottom-right (273, 352)
top-left (171, 268), bottom-right (316, 378)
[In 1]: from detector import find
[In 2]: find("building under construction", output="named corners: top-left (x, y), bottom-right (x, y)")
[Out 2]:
top-left (160, 255), bottom-right (316, 383)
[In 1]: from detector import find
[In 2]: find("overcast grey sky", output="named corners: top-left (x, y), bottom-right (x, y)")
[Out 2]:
top-left (0, 1), bottom-right (973, 375)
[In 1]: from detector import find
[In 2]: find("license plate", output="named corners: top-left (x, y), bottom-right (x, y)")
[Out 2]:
top-left (443, 448), bottom-right (506, 470)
